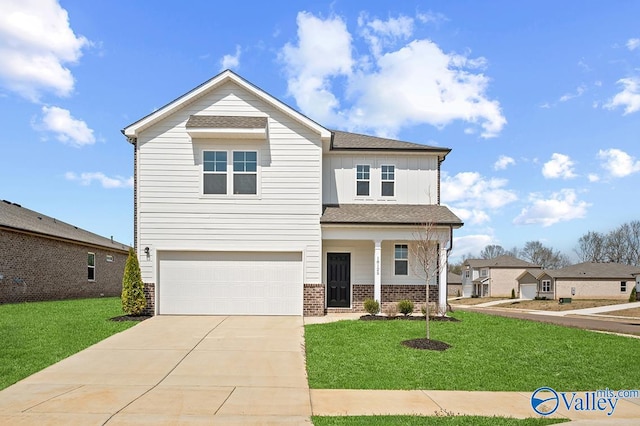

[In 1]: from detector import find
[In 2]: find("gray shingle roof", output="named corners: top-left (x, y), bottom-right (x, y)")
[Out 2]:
top-left (186, 115), bottom-right (267, 129)
top-left (321, 204), bottom-right (463, 226)
top-left (0, 200), bottom-right (129, 252)
top-left (544, 262), bottom-right (640, 279)
top-left (448, 272), bottom-right (462, 285)
top-left (465, 255), bottom-right (541, 269)
top-left (330, 130), bottom-right (451, 153)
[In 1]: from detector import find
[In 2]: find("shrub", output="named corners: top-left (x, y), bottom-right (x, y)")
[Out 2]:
top-left (534, 296), bottom-right (548, 301)
top-left (511, 288), bottom-right (516, 299)
top-left (121, 248), bottom-right (146, 316)
top-left (363, 298), bottom-right (380, 316)
top-left (456, 289), bottom-right (461, 297)
top-left (384, 304), bottom-right (398, 317)
top-left (630, 286), bottom-right (637, 302)
top-left (397, 299), bottom-right (414, 316)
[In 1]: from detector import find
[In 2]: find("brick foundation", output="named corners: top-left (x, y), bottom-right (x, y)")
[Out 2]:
top-left (143, 282), bottom-right (155, 315)
top-left (303, 283), bottom-right (325, 316)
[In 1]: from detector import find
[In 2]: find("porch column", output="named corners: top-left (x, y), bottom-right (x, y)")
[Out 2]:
top-left (438, 246), bottom-right (448, 316)
top-left (374, 240), bottom-right (382, 305)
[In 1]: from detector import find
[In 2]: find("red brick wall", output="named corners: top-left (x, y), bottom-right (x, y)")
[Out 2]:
top-left (321, 283), bottom-right (440, 314)
top-left (143, 282), bottom-right (155, 315)
top-left (0, 229), bottom-right (127, 304)
top-left (303, 283), bottom-right (325, 316)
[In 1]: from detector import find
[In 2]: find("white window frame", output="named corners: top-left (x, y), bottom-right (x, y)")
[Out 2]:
top-left (464, 270), bottom-right (470, 278)
top-left (621, 281), bottom-right (627, 292)
top-left (380, 164), bottom-right (395, 197)
top-left (201, 149), bottom-right (259, 197)
top-left (106, 255), bottom-right (114, 262)
top-left (356, 164), bottom-right (371, 197)
top-left (480, 268), bottom-right (488, 278)
top-left (394, 244), bottom-right (408, 276)
top-left (88, 252), bottom-right (95, 281)
top-left (203, 150), bottom-right (228, 195)
top-left (233, 150), bottom-right (258, 195)
top-left (541, 279), bottom-right (552, 292)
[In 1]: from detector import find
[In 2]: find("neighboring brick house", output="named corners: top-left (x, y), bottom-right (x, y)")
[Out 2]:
top-left (461, 255), bottom-right (541, 298)
top-left (517, 262), bottom-right (640, 300)
top-left (447, 272), bottom-right (462, 296)
top-left (0, 200), bottom-right (129, 304)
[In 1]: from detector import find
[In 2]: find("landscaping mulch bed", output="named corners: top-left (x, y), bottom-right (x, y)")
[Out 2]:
top-left (402, 338), bottom-right (451, 351)
top-left (109, 315), bottom-right (151, 322)
top-left (360, 315), bottom-right (460, 322)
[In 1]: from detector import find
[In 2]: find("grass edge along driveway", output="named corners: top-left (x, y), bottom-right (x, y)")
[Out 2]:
top-left (304, 311), bottom-right (638, 391)
top-left (0, 297), bottom-right (138, 390)
top-left (312, 415), bottom-right (568, 426)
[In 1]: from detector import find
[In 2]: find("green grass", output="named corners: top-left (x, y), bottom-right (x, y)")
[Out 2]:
top-left (305, 311), bottom-right (639, 391)
top-left (0, 297), bottom-right (138, 390)
top-left (312, 416), bottom-right (567, 425)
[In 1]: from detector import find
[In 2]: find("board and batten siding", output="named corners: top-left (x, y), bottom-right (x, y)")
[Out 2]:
top-left (135, 81), bottom-right (322, 284)
top-left (322, 153), bottom-right (439, 205)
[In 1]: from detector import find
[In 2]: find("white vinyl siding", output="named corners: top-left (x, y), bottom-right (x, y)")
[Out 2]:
top-left (136, 80), bottom-right (322, 285)
top-left (323, 154), bottom-right (439, 204)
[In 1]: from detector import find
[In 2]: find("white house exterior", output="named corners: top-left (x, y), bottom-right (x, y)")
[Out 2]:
top-left (123, 70), bottom-right (462, 316)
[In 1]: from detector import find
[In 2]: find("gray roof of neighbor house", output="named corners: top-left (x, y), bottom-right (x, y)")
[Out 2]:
top-left (0, 200), bottom-right (129, 252)
top-left (186, 115), bottom-right (267, 129)
top-left (543, 262), bottom-right (640, 279)
top-left (465, 255), bottom-right (540, 269)
top-left (330, 130), bottom-right (451, 153)
top-left (320, 204), bottom-right (463, 226)
top-left (448, 272), bottom-right (462, 285)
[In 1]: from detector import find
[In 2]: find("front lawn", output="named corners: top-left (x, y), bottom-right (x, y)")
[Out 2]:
top-left (0, 297), bottom-right (138, 390)
top-left (313, 416), bottom-right (566, 426)
top-left (305, 311), bottom-right (638, 391)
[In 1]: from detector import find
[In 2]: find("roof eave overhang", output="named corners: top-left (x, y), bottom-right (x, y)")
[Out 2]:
top-left (0, 225), bottom-right (129, 253)
top-left (321, 222), bottom-right (463, 228)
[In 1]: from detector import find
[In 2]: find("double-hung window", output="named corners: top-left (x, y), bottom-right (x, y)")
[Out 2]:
top-left (233, 151), bottom-right (257, 194)
top-left (88, 252), bottom-right (95, 281)
top-left (394, 244), bottom-right (408, 276)
top-left (541, 280), bottom-right (552, 292)
top-left (356, 165), bottom-right (370, 196)
top-left (203, 151), bottom-right (227, 194)
top-left (621, 281), bottom-right (627, 292)
top-left (381, 165), bottom-right (395, 197)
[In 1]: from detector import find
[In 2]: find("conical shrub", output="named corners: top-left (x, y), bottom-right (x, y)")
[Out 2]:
top-left (121, 248), bottom-right (146, 315)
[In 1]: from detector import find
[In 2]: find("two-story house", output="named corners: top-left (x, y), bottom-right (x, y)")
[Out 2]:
top-left (461, 255), bottom-right (540, 298)
top-left (122, 70), bottom-right (462, 316)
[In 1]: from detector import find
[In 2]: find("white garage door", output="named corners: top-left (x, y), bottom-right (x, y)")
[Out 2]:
top-left (158, 251), bottom-right (303, 315)
top-left (520, 284), bottom-right (537, 300)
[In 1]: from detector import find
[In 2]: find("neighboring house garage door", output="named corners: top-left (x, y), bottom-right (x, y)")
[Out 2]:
top-left (520, 283), bottom-right (537, 300)
top-left (158, 251), bottom-right (303, 315)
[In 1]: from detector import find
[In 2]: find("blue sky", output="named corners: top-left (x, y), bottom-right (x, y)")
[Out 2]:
top-left (1, 1), bottom-right (639, 262)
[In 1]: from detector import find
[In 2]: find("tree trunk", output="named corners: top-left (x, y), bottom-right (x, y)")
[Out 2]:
top-left (426, 279), bottom-right (430, 340)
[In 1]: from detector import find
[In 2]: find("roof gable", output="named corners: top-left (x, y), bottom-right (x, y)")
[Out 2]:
top-left (123, 69), bottom-right (331, 141)
top-left (0, 200), bottom-right (129, 251)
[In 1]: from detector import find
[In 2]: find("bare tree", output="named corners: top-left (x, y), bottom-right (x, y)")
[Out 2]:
top-left (520, 240), bottom-right (571, 269)
top-left (480, 244), bottom-right (506, 259)
top-left (575, 231), bottom-right (606, 262)
top-left (412, 222), bottom-right (446, 340)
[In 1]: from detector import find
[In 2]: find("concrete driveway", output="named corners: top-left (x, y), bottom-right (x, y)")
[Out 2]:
top-left (0, 316), bottom-right (312, 425)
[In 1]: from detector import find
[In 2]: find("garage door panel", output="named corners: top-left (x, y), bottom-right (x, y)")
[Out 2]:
top-left (158, 251), bottom-right (303, 315)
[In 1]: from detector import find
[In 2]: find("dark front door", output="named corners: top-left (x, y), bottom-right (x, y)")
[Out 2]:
top-left (327, 253), bottom-right (350, 307)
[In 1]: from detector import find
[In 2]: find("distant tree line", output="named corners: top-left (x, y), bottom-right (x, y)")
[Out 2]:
top-left (450, 220), bottom-right (640, 272)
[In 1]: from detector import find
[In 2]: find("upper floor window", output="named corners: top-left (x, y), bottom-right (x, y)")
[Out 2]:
top-left (381, 165), bottom-right (395, 197)
top-left (394, 244), bottom-right (408, 276)
top-left (233, 151), bottom-right (257, 194)
top-left (356, 165), bottom-right (370, 196)
top-left (88, 253), bottom-right (95, 281)
top-left (464, 270), bottom-right (470, 278)
top-left (542, 279), bottom-right (552, 292)
top-left (203, 151), bottom-right (227, 194)
top-left (480, 268), bottom-right (488, 278)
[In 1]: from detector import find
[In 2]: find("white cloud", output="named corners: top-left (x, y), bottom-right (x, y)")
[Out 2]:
top-left (220, 45), bottom-right (241, 71)
top-left (494, 155), bottom-right (515, 170)
top-left (38, 106), bottom-right (95, 146)
top-left (542, 153), bottom-right (577, 179)
top-left (279, 12), bottom-right (506, 138)
top-left (627, 38), bottom-right (640, 51)
top-left (559, 85), bottom-right (586, 102)
top-left (65, 171), bottom-right (133, 188)
top-left (0, 0), bottom-right (90, 101)
top-left (441, 171), bottom-right (517, 224)
top-left (597, 148), bottom-right (640, 178)
top-left (450, 234), bottom-right (493, 260)
top-left (587, 173), bottom-right (600, 182)
top-left (513, 189), bottom-right (589, 227)
top-left (605, 77), bottom-right (640, 114)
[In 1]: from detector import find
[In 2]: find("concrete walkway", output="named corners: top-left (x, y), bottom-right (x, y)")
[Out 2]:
top-left (528, 301), bottom-right (640, 317)
top-left (0, 316), bottom-right (311, 425)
